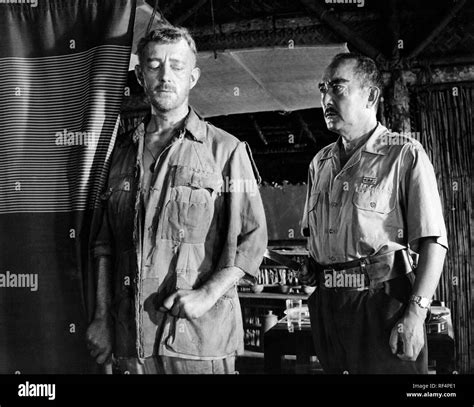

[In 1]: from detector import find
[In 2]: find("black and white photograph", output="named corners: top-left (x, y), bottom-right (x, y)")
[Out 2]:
top-left (0, 0), bottom-right (472, 404)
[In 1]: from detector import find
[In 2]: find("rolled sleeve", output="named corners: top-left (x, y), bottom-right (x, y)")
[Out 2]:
top-left (91, 206), bottom-right (113, 259)
top-left (403, 143), bottom-right (448, 252)
top-left (219, 142), bottom-right (268, 279)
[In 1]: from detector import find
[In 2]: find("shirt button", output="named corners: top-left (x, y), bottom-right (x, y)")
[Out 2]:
top-left (329, 256), bottom-right (336, 262)
top-left (370, 202), bottom-right (376, 208)
top-left (329, 229), bottom-right (335, 234)
top-left (331, 202), bottom-right (338, 207)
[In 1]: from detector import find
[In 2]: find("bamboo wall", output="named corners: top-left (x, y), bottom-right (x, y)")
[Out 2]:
top-left (410, 82), bottom-right (473, 373)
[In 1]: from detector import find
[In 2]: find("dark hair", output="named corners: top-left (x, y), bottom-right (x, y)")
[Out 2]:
top-left (137, 25), bottom-right (197, 66)
top-left (329, 53), bottom-right (383, 90)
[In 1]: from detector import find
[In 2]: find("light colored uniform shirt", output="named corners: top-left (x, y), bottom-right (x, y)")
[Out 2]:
top-left (93, 108), bottom-right (268, 360)
top-left (302, 123), bottom-right (448, 265)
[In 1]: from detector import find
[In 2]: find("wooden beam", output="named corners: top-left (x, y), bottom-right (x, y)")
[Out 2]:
top-left (295, 113), bottom-right (317, 144)
top-left (413, 54), bottom-right (474, 67)
top-left (249, 115), bottom-right (269, 146)
top-left (190, 13), bottom-right (379, 37)
top-left (408, 0), bottom-right (467, 59)
top-left (387, 0), bottom-right (400, 62)
top-left (174, 0), bottom-right (210, 26)
top-left (299, 0), bottom-right (387, 66)
top-left (228, 3), bottom-right (244, 18)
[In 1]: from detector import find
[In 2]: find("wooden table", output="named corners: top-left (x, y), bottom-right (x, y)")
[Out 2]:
top-left (264, 316), bottom-right (455, 374)
top-left (264, 318), bottom-right (315, 374)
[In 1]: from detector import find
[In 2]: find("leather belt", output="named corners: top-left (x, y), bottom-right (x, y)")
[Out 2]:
top-left (312, 250), bottom-right (414, 290)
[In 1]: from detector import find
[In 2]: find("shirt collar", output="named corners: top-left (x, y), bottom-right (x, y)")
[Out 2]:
top-left (362, 122), bottom-right (390, 155)
top-left (132, 120), bottom-right (146, 144)
top-left (182, 107), bottom-right (206, 142)
top-left (132, 106), bottom-right (206, 144)
top-left (319, 122), bottom-right (389, 160)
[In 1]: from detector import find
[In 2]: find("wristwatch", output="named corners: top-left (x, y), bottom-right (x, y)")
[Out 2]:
top-left (409, 295), bottom-right (432, 309)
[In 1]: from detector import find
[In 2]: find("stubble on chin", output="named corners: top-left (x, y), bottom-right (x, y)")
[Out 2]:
top-left (148, 93), bottom-right (175, 112)
top-left (150, 98), bottom-right (169, 112)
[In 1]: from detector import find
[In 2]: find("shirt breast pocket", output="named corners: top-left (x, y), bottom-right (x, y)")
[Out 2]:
top-left (162, 165), bottom-right (222, 243)
top-left (352, 188), bottom-right (395, 214)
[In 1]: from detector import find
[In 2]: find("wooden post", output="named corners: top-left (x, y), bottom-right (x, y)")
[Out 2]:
top-left (382, 70), bottom-right (411, 134)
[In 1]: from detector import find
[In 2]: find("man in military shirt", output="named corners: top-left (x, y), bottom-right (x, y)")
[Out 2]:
top-left (86, 26), bottom-right (267, 374)
top-left (300, 53), bottom-right (448, 374)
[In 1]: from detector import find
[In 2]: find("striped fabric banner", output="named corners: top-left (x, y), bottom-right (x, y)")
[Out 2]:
top-left (0, 0), bottom-right (135, 373)
top-left (0, 46), bottom-right (129, 214)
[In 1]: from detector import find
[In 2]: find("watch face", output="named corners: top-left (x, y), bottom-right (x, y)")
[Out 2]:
top-left (419, 297), bottom-right (431, 308)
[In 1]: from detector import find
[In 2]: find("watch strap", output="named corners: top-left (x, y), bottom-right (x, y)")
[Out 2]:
top-left (409, 294), bottom-right (431, 309)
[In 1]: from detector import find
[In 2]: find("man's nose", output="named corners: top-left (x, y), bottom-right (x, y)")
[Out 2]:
top-left (158, 62), bottom-right (172, 82)
top-left (321, 90), bottom-right (332, 109)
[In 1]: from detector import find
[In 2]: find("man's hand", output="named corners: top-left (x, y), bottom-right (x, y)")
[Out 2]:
top-left (160, 266), bottom-right (244, 319)
top-left (297, 259), bottom-right (317, 286)
top-left (389, 304), bottom-right (427, 361)
top-left (86, 316), bottom-right (113, 364)
top-left (160, 288), bottom-right (217, 320)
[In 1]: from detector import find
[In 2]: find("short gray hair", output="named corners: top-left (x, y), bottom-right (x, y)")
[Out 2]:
top-left (329, 53), bottom-right (383, 90)
top-left (137, 25), bottom-right (197, 66)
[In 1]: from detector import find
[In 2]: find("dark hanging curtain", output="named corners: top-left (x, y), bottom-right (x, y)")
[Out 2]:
top-left (0, 0), bottom-right (136, 373)
top-left (410, 82), bottom-right (473, 373)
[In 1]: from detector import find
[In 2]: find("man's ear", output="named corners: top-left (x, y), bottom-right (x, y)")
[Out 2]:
top-left (189, 66), bottom-right (201, 90)
top-left (367, 86), bottom-right (380, 109)
top-left (135, 65), bottom-right (144, 88)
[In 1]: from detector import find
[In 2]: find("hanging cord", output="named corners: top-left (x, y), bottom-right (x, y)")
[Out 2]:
top-left (145, 0), bottom-right (172, 35)
top-left (210, 0), bottom-right (217, 58)
top-left (146, 0), bottom-right (159, 35)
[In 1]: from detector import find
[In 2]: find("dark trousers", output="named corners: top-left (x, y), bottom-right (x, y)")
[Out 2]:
top-left (308, 273), bottom-right (428, 374)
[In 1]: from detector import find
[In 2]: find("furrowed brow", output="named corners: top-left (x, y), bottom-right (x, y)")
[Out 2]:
top-left (146, 57), bottom-right (186, 65)
top-left (328, 78), bottom-right (350, 85)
